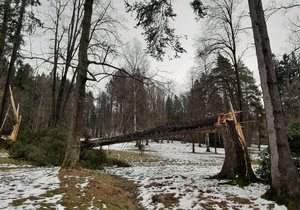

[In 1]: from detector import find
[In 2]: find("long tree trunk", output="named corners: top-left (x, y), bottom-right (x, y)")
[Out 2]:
top-left (248, 0), bottom-right (300, 199)
top-left (62, 0), bottom-right (93, 169)
top-left (0, 0), bottom-right (26, 125)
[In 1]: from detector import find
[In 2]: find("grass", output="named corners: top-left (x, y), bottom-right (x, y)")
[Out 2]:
top-left (151, 193), bottom-right (179, 209)
top-left (10, 168), bottom-right (145, 210)
top-left (0, 148), bottom-right (8, 153)
top-left (0, 157), bottom-right (29, 169)
top-left (105, 149), bottom-right (159, 165)
top-left (0, 149), bottom-right (29, 167)
top-left (58, 169), bottom-right (144, 210)
top-left (1, 146), bottom-right (144, 209)
top-left (250, 158), bottom-right (261, 166)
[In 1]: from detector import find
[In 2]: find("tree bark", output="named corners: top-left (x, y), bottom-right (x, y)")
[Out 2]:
top-left (248, 0), bottom-right (300, 198)
top-left (0, 0), bottom-right (11, 77)
top-left (205, 133), bottom-right (210, 152)
top-left (50, 5), bottom-right (60, 127)
top-left (62, 0), bottom-right (93, 169)
top-left (216, 120), bottom-right (256, 185)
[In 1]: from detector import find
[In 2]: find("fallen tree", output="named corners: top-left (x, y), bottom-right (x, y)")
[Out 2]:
top-left (86, 106), bottom-right (257, 185)
top-left (89, 115), bottom-right (219, 147)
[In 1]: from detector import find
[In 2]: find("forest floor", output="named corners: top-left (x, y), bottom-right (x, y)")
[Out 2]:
top-left (0, 142), bottom-right (288, 210)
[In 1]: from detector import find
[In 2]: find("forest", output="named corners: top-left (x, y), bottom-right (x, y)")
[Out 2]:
top-left (0, 0), bottom-right (300, 209)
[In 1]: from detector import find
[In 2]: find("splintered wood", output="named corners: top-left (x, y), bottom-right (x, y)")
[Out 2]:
top-left (0, 85), bottom-right (21, 141)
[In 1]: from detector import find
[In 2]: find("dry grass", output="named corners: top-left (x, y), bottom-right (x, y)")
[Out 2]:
top-left (251, 159), bottom-right (261, 165)
top-left (0, 157), bottom-right (28, 166)
top-left (151, 193), bottom-right (180, 209)
top-left (58, 169), bottom-right (145, 210)
top-left (227, 196), bottom-right (252, 204)
top-left (0, 148), bottom-right (8, 153)
top-left (10, 168), bottom-right (144, 209)
top-left (198, 195), bottom-right (229, 209)
top-left (1, 147), bottom-right (144, 209)
top-left (0, 150), bottom-right (28, 167)
top-left (105, 149), bottom-right (159, 164)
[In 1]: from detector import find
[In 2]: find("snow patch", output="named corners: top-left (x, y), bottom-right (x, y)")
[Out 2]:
top-left (0, 166), bottom-right (62, 209)
top-left (105, 141), bottom-right (287, 210)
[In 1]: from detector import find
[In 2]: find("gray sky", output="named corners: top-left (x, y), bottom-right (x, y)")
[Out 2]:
top-left (113, 0), bottom-right (298, 94)
top-left (24, 0), bottom-right (298, 95)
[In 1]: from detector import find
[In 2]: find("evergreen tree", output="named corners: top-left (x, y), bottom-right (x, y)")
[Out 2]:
top-left (274, 53), bottom-right (300, 122)
top-left (172, 95), bottom-right (183, 122)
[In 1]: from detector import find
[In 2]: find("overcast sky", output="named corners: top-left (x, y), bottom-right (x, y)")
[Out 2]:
top-left (24, 0), bottom-right (298, 95)
top-left (112, 0), bottom-right (298, 94)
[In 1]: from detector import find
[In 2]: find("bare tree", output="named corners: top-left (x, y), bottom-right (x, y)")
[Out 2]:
top-left (47, 0), bottom-right (68, 126)
top-left (61, 0), bottom-right (145, 168)
top-left (197, 0), bottom-right (249, 121)
top-left (62, 0), bottom-right (94, 169)
top-left (123, 39), bottom-right (149, 132)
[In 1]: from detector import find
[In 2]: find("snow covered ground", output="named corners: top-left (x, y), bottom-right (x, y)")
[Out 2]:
top-left (0, 142), bottom-right (287, 210)
top-left (104, 141), bottom-right (287, 210)
top-left (0, 153), bottom-right (63, 210)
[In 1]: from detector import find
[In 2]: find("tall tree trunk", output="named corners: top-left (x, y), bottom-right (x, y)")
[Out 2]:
top-left (60, 70), bottom-right (77, 120)
top-left (233, 61), bottom-right (243, 122)
top-left (50, 6), bottom-right (60, 127)
top-left (205, 133), bottom-right (210, 152)
top-left (62, 0), bottom-right (93, 169)
top-left (231, 23), bottom-right (244, 122)
top-left (248, 0), bottom-right (300, 199)
top-left (0, 0), bottom-right (11, 77)
top-left (0, 0), bottom-right (26, 125)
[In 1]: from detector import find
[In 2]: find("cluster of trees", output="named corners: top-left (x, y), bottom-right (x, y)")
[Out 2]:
top-left (87, 74), bottom-right (166, 137)
top-left (274, 53), bottom-right (300, 123)
top-left (0, 0), bottom-right (300, 204)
